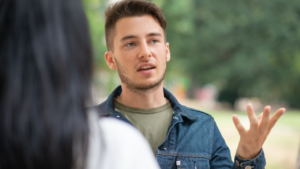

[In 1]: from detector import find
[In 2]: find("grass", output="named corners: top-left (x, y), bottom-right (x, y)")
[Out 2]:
top-left (179, 99), bottom-right (300, 169)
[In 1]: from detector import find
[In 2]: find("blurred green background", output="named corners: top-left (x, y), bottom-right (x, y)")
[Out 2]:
top-left (83, 0), bottom-right (300, 168)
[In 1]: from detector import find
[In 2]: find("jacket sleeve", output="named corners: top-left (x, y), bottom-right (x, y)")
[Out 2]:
top-left (210, 120), bottom-right (266, 169)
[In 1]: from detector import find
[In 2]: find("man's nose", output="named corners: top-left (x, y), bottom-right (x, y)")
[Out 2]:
top-left (138, 42), bottom-right (151, 59)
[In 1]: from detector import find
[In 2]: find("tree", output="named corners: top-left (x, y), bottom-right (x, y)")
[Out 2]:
top-left (161, 0), bottom-right (300, 108)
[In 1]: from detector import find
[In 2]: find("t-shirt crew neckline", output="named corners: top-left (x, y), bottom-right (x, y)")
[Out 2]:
top-left (114, 99), bottom-right (172, 114)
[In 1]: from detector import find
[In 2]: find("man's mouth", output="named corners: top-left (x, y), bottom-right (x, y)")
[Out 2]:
top-left (138, 65), bottom-right (155, 71)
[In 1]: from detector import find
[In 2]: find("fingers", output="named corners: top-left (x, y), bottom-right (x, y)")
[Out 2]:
top-left (247, 104), bottom-right (258, 131)
top-left (257, 112), bottom-right (263, 122)
top-left (232, 114), bottom-right (246, 135)
top-left (268, 108), bottom-right (286, 131)
top-left (259, 106), bottom-right (271, 132)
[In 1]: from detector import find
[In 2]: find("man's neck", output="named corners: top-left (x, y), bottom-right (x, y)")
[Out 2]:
top-left (116, 83), bottom-right (167, 109)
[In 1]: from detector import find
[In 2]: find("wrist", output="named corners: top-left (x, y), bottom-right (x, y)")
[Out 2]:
top-left (237, 144), bottom-right (261, 159)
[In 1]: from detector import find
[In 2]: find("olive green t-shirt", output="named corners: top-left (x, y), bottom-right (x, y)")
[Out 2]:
top-left (114, 100), bottom-right (173, 155)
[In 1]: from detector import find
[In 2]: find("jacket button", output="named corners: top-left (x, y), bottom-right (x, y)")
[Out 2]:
top-left (117, 115), bottom-right (120, 118)
top-left (235, 160), bottom-right (239, 166)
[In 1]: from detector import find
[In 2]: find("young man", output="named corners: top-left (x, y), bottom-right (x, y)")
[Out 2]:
top-left (95, 0), bottom-right (286, 168)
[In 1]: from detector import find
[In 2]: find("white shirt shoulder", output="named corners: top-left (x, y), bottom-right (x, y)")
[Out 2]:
top-left (86, 111), bottom-right (160, 169)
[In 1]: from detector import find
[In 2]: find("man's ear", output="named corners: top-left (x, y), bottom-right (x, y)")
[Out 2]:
top-left (105, 51), bottom-right (117, 69)
top-left (166, 42), bottom-right (171, 62)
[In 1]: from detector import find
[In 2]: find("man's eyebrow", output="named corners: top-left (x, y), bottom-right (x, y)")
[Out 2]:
top-left (120, 33), bottom-right (162, 42)
top-left (147, 32), bottom-right (162, 37)
top-left (120, 35), bottom-right (137, 42)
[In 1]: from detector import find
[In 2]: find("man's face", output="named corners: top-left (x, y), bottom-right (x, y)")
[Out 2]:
top-left (105, 15), bottom-right (170, 91)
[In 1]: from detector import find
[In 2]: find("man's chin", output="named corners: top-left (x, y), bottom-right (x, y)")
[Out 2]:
top-left (124, 80), bottom-right (163, 92)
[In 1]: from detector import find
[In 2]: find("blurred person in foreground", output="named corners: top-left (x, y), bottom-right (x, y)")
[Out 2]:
top-left (95, 0), bottom-right (286, 168)
top-left (0, 0), bottom-right (160, 169)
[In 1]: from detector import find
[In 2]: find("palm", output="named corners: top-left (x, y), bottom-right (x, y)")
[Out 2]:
top-left (232, 104), bottom-right (286, 159)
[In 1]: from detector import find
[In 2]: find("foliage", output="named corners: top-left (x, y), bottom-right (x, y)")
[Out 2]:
top-left (84, 0), bottom-right (107, 69)
top-left (161, 0), bottom-right (300, 108)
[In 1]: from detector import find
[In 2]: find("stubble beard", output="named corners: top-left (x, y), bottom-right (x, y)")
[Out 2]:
top-left (114, 57), bottom-right (166, 94)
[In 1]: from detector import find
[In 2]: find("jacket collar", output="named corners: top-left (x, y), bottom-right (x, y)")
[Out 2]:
top-left (96, 85), bottom-right (200, 121)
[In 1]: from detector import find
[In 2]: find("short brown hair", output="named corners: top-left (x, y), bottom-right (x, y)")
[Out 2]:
top-left (105, 0), bottom-right (167, 51)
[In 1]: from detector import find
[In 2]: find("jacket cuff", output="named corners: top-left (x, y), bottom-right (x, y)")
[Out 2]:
top-left (234, 149), bottom-right (266, 169)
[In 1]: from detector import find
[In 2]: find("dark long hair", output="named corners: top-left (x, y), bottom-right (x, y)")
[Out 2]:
top-left (0, 0), bottom-right (92, 168)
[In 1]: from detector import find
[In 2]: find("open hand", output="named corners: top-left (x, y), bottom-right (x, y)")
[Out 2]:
top-left (232, 103), bottom-right (286, 159)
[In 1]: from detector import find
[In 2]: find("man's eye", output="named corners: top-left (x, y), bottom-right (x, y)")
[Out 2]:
top-left (150, 40), bottom-right (158, 43)
top-left (125, 43), bottom-right (135, 47)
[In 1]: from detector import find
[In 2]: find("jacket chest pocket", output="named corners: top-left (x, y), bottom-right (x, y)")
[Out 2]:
top-left (175, 157), bottom-right (209, 169)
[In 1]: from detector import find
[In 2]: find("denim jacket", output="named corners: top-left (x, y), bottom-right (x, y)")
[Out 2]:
top-left (94, 86), bottom-right (266, 169)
